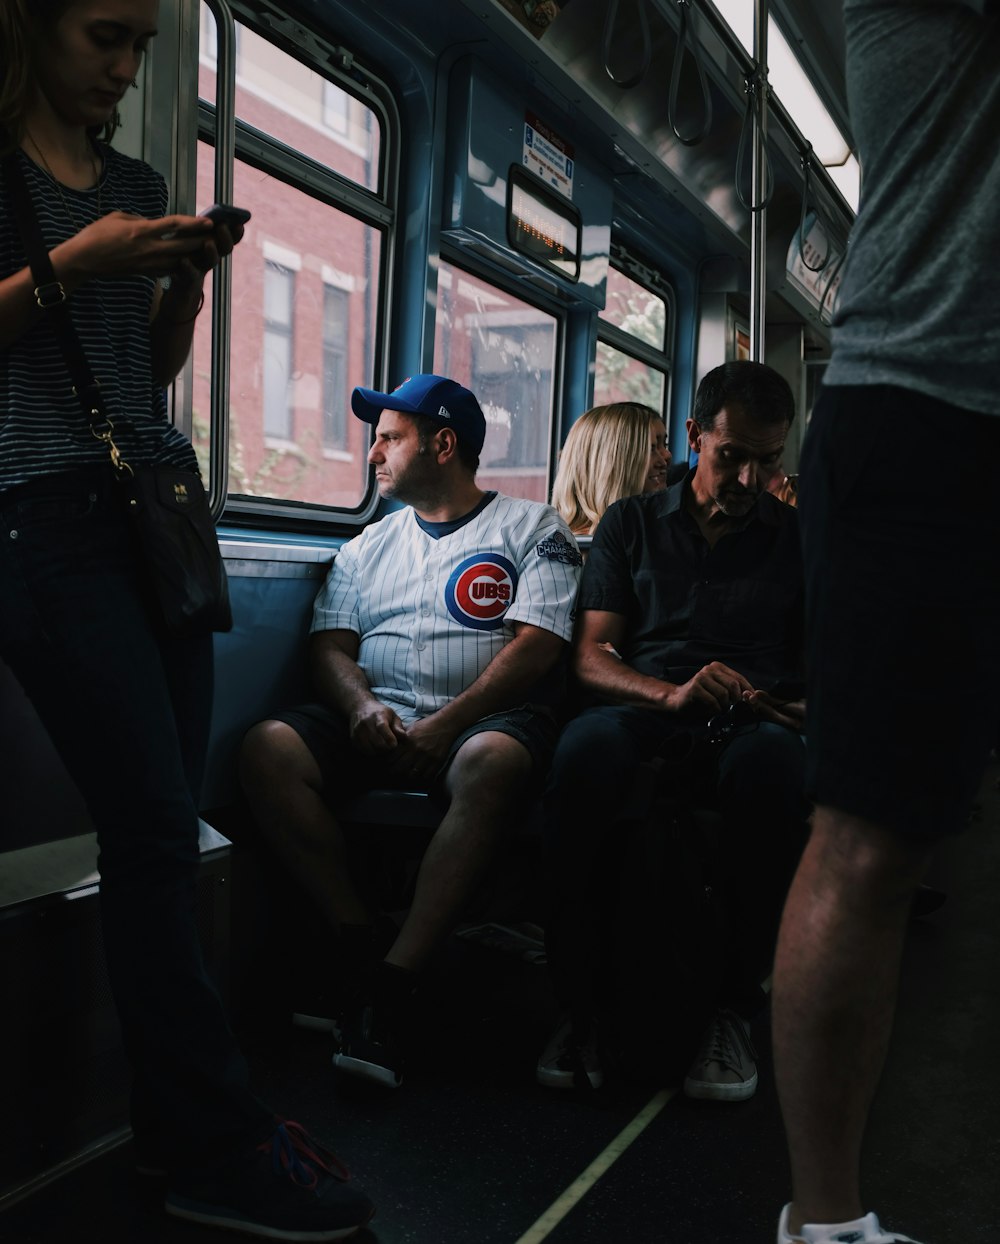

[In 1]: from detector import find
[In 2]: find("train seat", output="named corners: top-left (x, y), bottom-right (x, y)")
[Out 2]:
top-left (0, 822), bottom-right (232, 1208)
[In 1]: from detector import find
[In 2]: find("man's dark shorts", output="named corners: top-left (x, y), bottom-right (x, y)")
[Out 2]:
top-left (800, 384), bottom-right (1000, 841)
top-left (269, 701), bottom-right (559, 801)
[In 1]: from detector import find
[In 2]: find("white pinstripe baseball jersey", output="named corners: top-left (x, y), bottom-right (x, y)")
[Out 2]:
top-left (311, 494), bottom-right (582, 723)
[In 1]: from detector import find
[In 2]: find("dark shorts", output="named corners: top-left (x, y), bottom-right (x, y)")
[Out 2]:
top-left (800, 384), bottom-right (1000, 841)
top-left (270, 701), bottom-right (560, 800)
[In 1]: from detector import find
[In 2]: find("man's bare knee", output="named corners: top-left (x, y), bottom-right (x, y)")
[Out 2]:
top-left (446, 731), bottom-right (533, 803)
top-left (240, 719), bottom-right (323, 799)
top-left (808, 806), bottom-right (932, 904)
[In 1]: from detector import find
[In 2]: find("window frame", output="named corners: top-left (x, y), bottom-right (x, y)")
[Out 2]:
top-left (593, 241), bottom-right (676, 421)
top-left (434, 247), bottom-right (567, 504)
top-left (172, 0), bottom-right (399, 528)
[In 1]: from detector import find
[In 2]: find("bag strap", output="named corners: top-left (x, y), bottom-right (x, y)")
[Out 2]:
top-left (1, 149), bottom-right (126, 466)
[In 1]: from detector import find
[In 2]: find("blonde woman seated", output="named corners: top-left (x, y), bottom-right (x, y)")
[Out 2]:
top-left (551, 403), bottom-right (671, 536)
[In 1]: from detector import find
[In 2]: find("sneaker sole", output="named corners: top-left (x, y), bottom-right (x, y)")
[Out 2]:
top-left (165, 1194), bottom-right (371, 1240)
top-left (333, 1051), bottom-right (402, 1089)
top-left (292, 1012), bottom-right (338, 1035)
top-left (683, 1070), bottom-right (758, 1102)
top-left (536, 1065), bottom-right (604, 1090)
top-left (135, 1163), bottom-right (169, 1179)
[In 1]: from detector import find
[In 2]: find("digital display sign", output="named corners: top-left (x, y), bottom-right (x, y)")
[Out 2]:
top-left (507, 165), bottom-right (581, 281)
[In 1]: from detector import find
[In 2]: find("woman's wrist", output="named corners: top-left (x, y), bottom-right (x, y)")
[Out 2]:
top-left (161, 274), bottom-right (206, 325)
top-left (166, 288), bottom-right (205, 325)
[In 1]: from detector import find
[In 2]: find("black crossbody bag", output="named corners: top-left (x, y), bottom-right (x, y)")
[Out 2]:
top-left (2, 151), bottom-right (232, 635)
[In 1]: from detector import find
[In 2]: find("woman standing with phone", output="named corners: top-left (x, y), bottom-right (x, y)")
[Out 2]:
top-left (0, 3), bottom-right (373, 1238)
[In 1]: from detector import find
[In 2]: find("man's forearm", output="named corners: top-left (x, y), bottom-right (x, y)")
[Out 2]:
top-left (429, 628), bottom-right (565, 736)
top-left (574, 645), bottom-right (674, 710)
top-left (309, 640), bottom-right (378, 718)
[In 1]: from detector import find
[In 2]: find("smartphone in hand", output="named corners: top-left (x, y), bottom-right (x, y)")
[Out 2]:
top-left (767, 678), bottom-right (806, 704)
top-left (199, 204), bottom-right (252, 229)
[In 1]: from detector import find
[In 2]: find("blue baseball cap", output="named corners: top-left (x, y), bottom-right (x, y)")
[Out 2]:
top-left (351, 374), bottom-right (487, 455)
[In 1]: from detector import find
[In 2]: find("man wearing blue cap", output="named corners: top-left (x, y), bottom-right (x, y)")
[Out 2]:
top-left (242, 374), bottom-right (581, 1089)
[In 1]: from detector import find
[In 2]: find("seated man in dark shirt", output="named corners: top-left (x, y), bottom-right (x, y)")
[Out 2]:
top-left (538, 360), bottom-right (808, 1098)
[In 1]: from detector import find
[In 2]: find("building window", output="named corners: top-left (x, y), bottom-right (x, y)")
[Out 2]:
top-left (322, 285), bottom-right (350, 448)
top-left (263, 261), bottom-right (295, 440)
top-left (322, 81), bottom-right (350, 135)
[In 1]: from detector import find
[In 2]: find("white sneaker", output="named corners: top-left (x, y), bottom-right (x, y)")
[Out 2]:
top-left (535, 1014), bottom-right (604, 1090)
top-left (777, 1203), bottom-right (925, 1243)
top-left (683, 1009), bottom-right (758, 1101)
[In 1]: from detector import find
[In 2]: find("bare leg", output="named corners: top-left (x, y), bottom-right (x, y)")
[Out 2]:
top-left (240, 720), bottom-right (370, 929)
top-left (772, 805), bottom-right (931, 1233)
top-left (385, 731), bottom-right (532, 972)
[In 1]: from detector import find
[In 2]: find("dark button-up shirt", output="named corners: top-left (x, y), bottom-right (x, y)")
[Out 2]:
top-left (580, 471), bottom-right (803, 694)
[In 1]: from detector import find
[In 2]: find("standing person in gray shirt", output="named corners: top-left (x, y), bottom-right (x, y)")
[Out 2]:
top-left (773, 3), bottom-right (1000, 1243)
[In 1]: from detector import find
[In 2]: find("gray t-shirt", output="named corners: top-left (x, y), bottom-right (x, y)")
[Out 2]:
top-left (824, 0), bottom-right (1000, 416)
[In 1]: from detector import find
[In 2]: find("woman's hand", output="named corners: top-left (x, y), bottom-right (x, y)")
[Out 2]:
top-left (53, 211), bottom-right (217, 282)
top-left (183, 218), bottom-right (245, 277)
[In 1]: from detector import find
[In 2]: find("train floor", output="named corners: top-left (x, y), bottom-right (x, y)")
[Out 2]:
top-left (5, 756), bottom-right (1000, 1244)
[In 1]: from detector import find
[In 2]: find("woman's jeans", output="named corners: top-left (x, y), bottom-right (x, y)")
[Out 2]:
top-left (0, 467), bottom-right (270, 1170)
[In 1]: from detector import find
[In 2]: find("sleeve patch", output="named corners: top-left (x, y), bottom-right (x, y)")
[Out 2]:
top-left (536, 531), bottom-right (583, 566)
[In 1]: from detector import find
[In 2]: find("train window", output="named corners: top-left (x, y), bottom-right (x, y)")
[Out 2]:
top-left (594, 342), bottom-right (667, 410)
top-left (712, 0), bottom-right (753, 54)
top-left (433, 261), bottom-right (557, 504)
top-left (189, 147), bottom-right (383, 505)
top-left (593, 261), bottom-right (671, 412)
top-left (231, 24), bottom-right (378, 192)
top-left (197, 5), bottom-right (241, 77)
top-left (199, 5), bottom-right (378, 189)
top-left (598, 266), bottom-right (667, 350)
top-left (194, 2), bottom-right (394, 515)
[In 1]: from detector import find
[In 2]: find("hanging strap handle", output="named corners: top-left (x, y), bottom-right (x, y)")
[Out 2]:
top-left (668, 0), bottom-right (713, 147)
top-left (797, 145), bottom-right (830, 273)
top-left (735, 70), bottom-right (773, 212)
top-left (603, 0), bottom-right (652, 89)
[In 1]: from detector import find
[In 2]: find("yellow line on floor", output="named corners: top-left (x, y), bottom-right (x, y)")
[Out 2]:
top-left (512, 1087), bottom-right (676, 1244)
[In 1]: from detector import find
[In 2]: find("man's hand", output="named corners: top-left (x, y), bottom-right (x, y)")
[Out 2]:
top-left (348, 700), bottom-right (407, 755)
top-left (384, 715), bottom-right (459, 783)
top-left (663, 661), bottom-right (756, 714)
top-left (744, 689), bottom-right (806, 731)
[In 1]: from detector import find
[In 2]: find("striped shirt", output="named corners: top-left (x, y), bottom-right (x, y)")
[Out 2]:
top-left (0, 145), bottom-right (197, 494)
top-left (311, 494), bottom-right (582, 723)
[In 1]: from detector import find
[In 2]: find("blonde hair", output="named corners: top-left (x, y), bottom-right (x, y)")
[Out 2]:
top-left (1, 1), bottom-right (119, 153)
top-left (551, 403), bottom-right (665, 535)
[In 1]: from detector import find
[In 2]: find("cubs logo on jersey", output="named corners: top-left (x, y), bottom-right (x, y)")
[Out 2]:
top-left (444, 554), bottom-right (518, 631)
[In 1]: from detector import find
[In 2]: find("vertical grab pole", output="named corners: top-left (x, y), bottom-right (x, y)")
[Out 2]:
top-left (750, 0), bottom-right (768, 362)
top-left (208, 0), bottom-right (236, 521)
